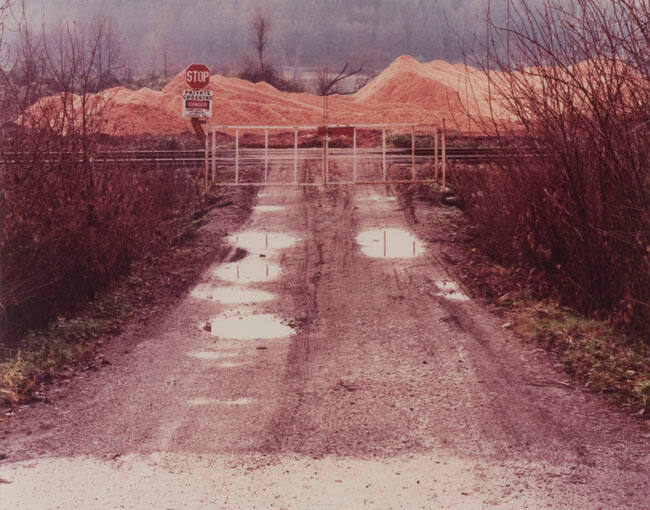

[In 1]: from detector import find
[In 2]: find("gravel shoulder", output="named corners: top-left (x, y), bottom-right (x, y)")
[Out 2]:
top-left (1, 184), bottom-right (648, 509)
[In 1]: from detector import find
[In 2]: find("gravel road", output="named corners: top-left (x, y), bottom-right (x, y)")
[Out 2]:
top-left (1, 184), bottom-right (648, 509)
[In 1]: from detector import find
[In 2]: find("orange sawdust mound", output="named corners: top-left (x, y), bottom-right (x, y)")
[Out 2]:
top-left (27, 56), bottom-right (513, 136)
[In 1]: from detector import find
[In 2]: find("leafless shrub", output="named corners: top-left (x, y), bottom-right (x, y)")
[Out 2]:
top-left (316, 59), bottom-right (372, 96)
top-left (0, 10), bottom-right (202, 342)
top-left (458, 0), bottom-right (649, 336)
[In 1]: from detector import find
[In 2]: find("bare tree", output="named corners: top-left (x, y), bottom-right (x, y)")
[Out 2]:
top-left (317, 60), bottom-right (372, 96)
top-left (251, 8), bottom-right (270, 71)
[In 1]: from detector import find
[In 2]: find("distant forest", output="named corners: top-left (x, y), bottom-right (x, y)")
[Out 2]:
top-left (14, 0), bottom-right (532, 79)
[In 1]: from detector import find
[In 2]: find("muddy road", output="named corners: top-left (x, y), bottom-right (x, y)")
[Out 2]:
top-left (1, 184), bottom-right (648, 509)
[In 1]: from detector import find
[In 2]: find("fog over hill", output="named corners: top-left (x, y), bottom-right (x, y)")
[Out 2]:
top-left (15, 0), bottom-right (543, 78)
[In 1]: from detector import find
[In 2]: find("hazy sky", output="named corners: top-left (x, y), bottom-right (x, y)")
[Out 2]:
top-left (12, 0), bottom-right (542, 76)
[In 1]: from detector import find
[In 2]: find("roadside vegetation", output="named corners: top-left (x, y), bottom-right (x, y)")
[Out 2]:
top-left (0, 4), bottom-right (219, 405)
top-left (456, 0), bottom-right (649, 337)
top-left (446, 0), bottom-right (648, 415)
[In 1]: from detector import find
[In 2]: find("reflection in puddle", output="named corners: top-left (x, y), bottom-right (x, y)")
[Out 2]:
top-left (227, 231), bottom-right (297, 253)
top-left (253, 205), bottom-right (286, 213)
top-left (187, 397), bottom-right (255, 406)
top-left (434, 281), bottom-right (470, 302)
top-left (187, 351), bottom-right (238, 360)
top-left (213, 257), bottom-right (281, 283)
top-left (209, 312), bottom-right (295, 340)
top-left (356, 228), bottom-right (425, 258)
top-left (190, 285), bottom-right (275, 304)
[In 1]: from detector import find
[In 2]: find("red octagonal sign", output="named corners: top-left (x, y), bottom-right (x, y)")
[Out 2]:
top-left (185, 63), bottom-right (210, 89)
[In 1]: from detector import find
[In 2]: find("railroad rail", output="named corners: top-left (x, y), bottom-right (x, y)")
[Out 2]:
top-left (0, 146), bottom-right (533, 167)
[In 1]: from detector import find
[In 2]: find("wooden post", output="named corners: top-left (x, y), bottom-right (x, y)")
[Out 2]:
top-left (441, 118), bottom-right (447, 191)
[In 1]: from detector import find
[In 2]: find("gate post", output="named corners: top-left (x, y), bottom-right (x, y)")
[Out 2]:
top-left (264, 128), bottom-right (269, 184)
top-left (441, 118), bottom-right (447, 191)
top-left (204, 131), bottom-right (209, 192)
top-left (434, 125), bottom-right (439, 183)
top-left (411, 125), bottom-right (416, 181)
top-left (235, 128), bottom-right (240, 184)
top-left (353, 127), bottom-right (357, 183)
top-left (382, 128), bottom-right (387, 181)
top-left (294, 128), bottom-right (299, 184)
top-left (211, 126), bottom-right (216, 182)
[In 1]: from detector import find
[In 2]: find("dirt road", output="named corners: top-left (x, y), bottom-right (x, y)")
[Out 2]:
top-left (1, 184), bottom-right (648, 509)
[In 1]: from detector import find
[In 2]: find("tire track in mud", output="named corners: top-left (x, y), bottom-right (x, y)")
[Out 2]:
top-left (2, 181), bottom-right (648, 510)
top-left (264, 184), bottom-right (356, 453)
top-left (265, 181), bottom-right (648, 484)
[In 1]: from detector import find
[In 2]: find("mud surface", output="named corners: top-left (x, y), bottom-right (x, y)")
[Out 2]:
top-left (1, 184), bottom-right (648, 509)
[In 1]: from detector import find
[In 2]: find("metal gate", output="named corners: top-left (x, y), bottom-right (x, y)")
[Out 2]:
top-left (202, 122), bottom-right (449, 188)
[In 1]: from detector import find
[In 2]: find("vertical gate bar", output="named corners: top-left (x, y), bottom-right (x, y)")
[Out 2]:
top-left (211, 126), bottom-right (216, 182)
top-left (442, 118), bottom-right (447, 191)
top-left (325, 136), bottom-right (329, 184)
top-left (322, 131), bottom-right (326, 185)
top-left (264, 128), bottom-right (269, 184)
top-left (294, 128), bottom-right (298, 184)
top-left (382, 128), bottom-right (386, 181)
top-left (204, 131), bottom-right (209, 192)
top-left (411, 125), bottom-right (416, 181)
top-left (235, 128), bottom-right (239, 184)
top-left (434, 125), bottom-right (439, 183)
top-left (353, 127), bottom-right (357, 183)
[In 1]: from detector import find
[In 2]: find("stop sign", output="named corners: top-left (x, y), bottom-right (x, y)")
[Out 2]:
top-left (185, 63), bottom-right (210, 89)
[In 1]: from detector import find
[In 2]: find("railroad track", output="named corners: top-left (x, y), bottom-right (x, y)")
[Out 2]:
top-left (1, 146), bottom-right (533, 167)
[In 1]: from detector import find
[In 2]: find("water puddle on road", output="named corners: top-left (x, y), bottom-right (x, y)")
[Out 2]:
top-left (434, 281), bottom-right (470, 302)
top-left (213, 257), bottom-right (281, 283)
top-left (187, 397), bottom-right (255, 406)
top-left (217, 361), bottom-right (250, 369)
top-left (227, 231), bottom-right (298, 254)
top-left (356, 228), bottom-right (425, 258)
top-left (208, 312), bottom-right (295, 340)
top-left (253, 205), bottom-right (286, 213)
top-left (190, 285), bottom-right (275, 304)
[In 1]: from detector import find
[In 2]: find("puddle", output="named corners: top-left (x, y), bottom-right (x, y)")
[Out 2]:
top-left (187, 397), bottom-right (255, 406)
top-left (213, 257), bottom-right (281, 283)
top-left (208, 312), bottom-right (295, 340)
top-left (186, 351), bottom-right (238, 360)
top-left (434, 281), bottom-right (470, 302)
top-left (253, 205), bottom-right (286, 213)
top-left (227, 231), bottom-right (298, 254)
top-left (356, 228), bottom-right (425, 258)
top-left (190, 285), bottom-right (275, 304)
top-left (217, 361), bottom-right (250, 368)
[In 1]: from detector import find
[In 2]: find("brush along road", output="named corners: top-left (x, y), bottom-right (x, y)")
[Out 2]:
top-left (1, 184), bottom-right (648, 509)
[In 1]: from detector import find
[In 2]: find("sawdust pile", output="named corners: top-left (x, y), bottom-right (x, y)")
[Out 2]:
top-left (29, 56), bottom-right (513, 136)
